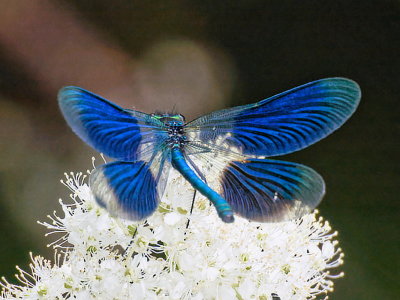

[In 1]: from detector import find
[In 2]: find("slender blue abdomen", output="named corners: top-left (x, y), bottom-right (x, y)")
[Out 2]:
top-left (171, 147), bottom-right (234, 223)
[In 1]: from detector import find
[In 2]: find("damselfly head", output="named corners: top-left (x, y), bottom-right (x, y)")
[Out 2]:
top-left (152, 113), bottom-right (185, 125)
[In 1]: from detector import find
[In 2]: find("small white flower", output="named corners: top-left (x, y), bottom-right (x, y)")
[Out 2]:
top-left (1, 167), bottom-right (344, 299)
top-left (164, 212), bottom-right (182, 226)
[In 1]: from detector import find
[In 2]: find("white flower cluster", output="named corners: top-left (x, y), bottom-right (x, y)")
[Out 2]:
top-left (1, 169), bottom-right (344, 300)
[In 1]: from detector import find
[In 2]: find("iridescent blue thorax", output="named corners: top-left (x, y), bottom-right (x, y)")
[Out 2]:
top-left (152, 113), bottom-right (187, 148)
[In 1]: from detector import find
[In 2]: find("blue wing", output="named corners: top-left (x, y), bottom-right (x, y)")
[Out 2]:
top-left (89, 150), bottom-right (170, 221)
top-left (184, 144), bottom-right (324, 222)
top-left (185, 78), bottom-right (361, 157)
top-left (58, 87), bottom-right (169, 161)
top-left (220, 158), bottom-right (324, 222)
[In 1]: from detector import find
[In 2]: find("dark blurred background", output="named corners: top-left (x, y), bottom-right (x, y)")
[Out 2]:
top-left (0, 1), bottom-right (398, 298)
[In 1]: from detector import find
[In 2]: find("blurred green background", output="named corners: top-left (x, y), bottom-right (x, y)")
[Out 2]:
top-left (0, 1), bottom-right (398, 299)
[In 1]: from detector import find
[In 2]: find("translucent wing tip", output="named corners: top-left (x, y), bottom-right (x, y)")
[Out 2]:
top-left (58, 86), bottom-right (86, 105)
top-left (324, 76), bottom-right (362, 107)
